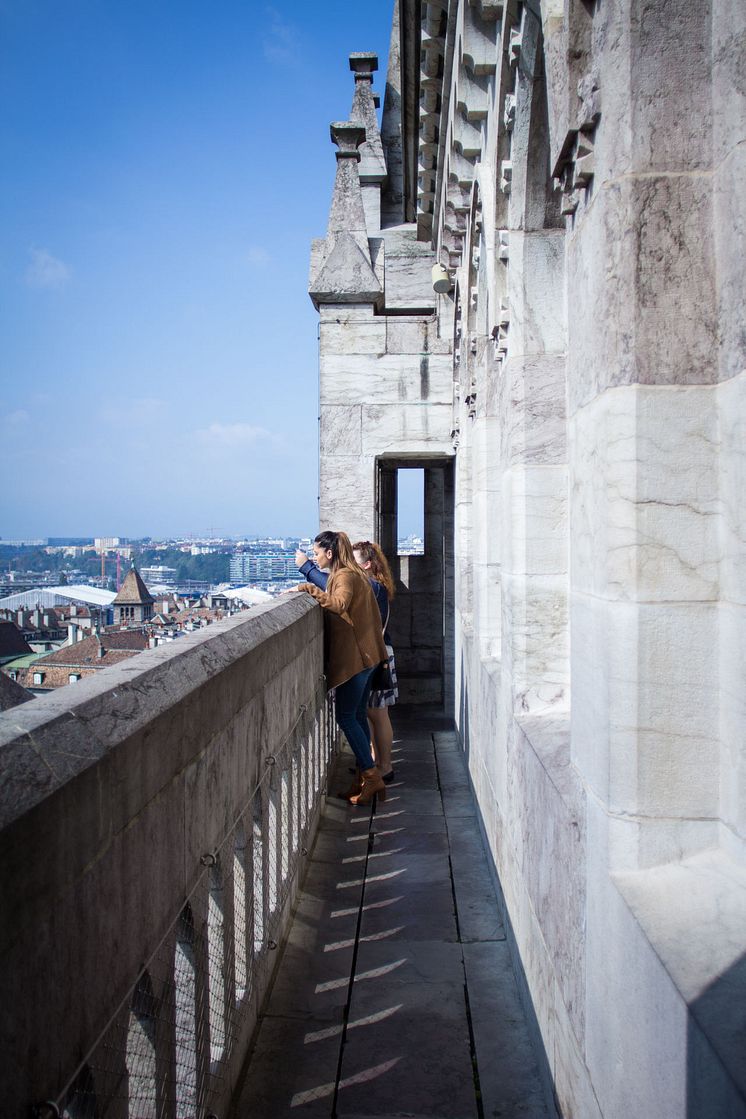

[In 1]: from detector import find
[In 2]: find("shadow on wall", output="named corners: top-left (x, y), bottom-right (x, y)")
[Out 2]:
top-left (466, 766), bottom-right (560, 1119)
top-left (688, 953), bottom-right (746, 1117)
top-left (459, 650), bottom-right (471, 769)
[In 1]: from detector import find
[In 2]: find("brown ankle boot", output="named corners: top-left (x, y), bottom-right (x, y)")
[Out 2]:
top-left (349, 767), bottom-right (386, 806)
top-left (338, 769), bottom-right (363, 800)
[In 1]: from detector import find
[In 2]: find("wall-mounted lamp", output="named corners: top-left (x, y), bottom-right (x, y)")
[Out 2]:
top-left (432, 263), bottom-right (452, 294)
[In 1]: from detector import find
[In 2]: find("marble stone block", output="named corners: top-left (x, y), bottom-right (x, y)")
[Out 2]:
top-left (502, 465), bottom-right (568, 577)
top-left (499, 354), bottom-right (567, 468)
top-left (567, 175), bottom-right (717, 413)
top-left (506, 230), bottom-right (566, 359)
top-left (514, 715), bottom-right (585, 1041)
top-left (319, 455), bottom-right (375, 542)
top-left (320, 319), bottom-right (386, 355)
top-left (502, 571), bottom-right (569, 713)
top-left (719, 373), bottom-right (746, 604)
top-left (719, 601), bottom-right (746, 853)
top-left (320, 405), bottom-right (361, 455)
top-left (470, 413), bottom-right (502, 496)
top-left (385, 317), bottom-right (451, 355)
top-left (318, 304), bottom-right (376, 323)
top-left (321, 352), bottom-right (452, 405)
top-left (714, 145), bottom-right (746, 383)
top-left (570, 384), bottom-right (720, 602)
top-left (384, 251), bottom-right (436, 311)
top-left (626, 0), bottom-right (713, 174)
top-left (584, 816), bottom-right (690, 1119)
top-left (361, 402), bottom-right (453, 454)
top-left (712, 0), bottom-right (746, 165)
top-left (571, 593), bottom-right (719, 826)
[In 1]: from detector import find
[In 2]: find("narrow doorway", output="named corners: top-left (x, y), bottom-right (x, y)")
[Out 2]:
top-left (376, 457), bottom-right (454, 711)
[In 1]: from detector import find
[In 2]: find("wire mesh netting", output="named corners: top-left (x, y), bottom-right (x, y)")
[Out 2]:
top-left (36, 684), bottom-right (339, 1119)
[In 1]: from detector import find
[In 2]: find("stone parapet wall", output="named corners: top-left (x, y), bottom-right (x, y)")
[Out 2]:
top-left (0, 596), bottom-right (336, 1119)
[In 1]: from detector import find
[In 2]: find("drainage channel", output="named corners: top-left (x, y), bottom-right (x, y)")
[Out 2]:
top-left (330, 793), bottom-right (379, 1118)
top-left (433, 733), bottom-right (486, 1119)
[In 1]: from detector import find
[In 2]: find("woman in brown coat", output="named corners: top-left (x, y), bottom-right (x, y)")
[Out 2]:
top-left (294, 530), bottom-right (388, 805)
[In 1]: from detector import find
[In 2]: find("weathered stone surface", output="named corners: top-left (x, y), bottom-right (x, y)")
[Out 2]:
top-left (361, 402), bottom-right (453, 453)
top-left (320, 405), bottom-right (362, 455)
top-left (321, 352), bottom-right (452, 405)
top-left (570, 384), bottom-right (720, 602)
top-left (385, 316), bottom-right (451, 355)
top-left (311, 4), bottom-right (746, 1117)
top-left (498, 355), bottom-right (567, 467)
top-left (567, 175), bottom-right (718, 411)
top-left (0, 597), bottom-right (333, 1119)
top-left (320, 318), bottom-right (386, 356)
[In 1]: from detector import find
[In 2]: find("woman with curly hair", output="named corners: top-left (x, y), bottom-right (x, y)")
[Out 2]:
top-left (352, 540), bottom-right (398, 783)
top-left (293, 530), bottom-right (388, 805)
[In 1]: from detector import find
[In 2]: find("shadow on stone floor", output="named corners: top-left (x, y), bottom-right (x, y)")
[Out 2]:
top-left (231, 705), bottom-right (552, 1119)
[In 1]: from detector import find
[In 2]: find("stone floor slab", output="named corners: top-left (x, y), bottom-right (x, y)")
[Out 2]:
top-left (340, 942), bottom-right (477, 1118)
top-left (234, 1013), bottom-right (343, 1117)
top-left (383, 787), bottom-right (444, 816)
top-left (463, 940), bottom-right (551, 1118)
top-left (448, 827), bottom-right (506, 943)
top-left (358, 879), bottom-right (459, 943)
top-left (233, 707), bottom-right (553, 1119)
top-left (441, 786), bottom-right (477, 818)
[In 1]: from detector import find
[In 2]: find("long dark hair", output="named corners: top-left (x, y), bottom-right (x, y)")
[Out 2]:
top-left (315, 531), bottom-right (366, 579)
top-left (352, 540), bottom-right (395, 599)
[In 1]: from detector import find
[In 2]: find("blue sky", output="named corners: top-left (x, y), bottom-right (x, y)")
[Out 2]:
top-left (0, 0), bottom-right (396, 540)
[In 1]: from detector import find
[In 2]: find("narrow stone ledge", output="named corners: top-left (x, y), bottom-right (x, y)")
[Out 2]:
top-left (613, 849), bottom-right (746, 1106)
top-left (515, 712), bottom-right (579, 819)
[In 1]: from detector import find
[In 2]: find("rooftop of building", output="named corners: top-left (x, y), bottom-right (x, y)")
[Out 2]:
top-left (0, 621), bottom-right (33, 659)
top-left (112, 567), bottom-right (155, 606)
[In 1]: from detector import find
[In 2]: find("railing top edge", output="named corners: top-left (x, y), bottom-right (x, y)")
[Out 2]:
top-left (0, 594), bottom-right (321, 831)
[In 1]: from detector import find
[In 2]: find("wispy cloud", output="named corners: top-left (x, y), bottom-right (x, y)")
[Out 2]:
top-left (2, 409), bottom-right (30, 427)
top-left (247, 245), bottom-right (272, 268)
top-left (262, 7), bottom-right (301, 65)
top-left (25, 247), bottom-right (71, 289)
top-left (196, 422), bottom-right (273, 448)
top-left (98, 397), bottom-right (171, 426)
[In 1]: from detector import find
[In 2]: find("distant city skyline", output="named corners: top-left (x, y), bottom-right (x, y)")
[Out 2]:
top-left (0, 1), bottom-right (397, 540)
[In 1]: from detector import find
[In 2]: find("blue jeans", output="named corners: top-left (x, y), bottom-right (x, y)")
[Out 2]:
top-left (335, 667), bottom-right (375, 771)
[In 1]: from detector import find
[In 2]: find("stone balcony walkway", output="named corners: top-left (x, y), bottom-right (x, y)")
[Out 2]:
top-left (233, 707), bottom-right (553, 1119)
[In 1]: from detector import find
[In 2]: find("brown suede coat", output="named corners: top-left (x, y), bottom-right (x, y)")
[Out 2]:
top-left (298, 567), bottom-right (388, 689)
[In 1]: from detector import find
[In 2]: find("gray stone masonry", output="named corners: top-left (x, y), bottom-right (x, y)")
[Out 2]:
top-left (0, 596), bottom-right (333, 1119)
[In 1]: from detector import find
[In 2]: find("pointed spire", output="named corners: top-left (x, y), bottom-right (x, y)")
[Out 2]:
top-left (348, 53), bottom-right (387, 184)
top-left (309, 122), bottom-right (383, 308)
top-left (113, 566), bottom-right (154, 606)
top-left (326, 122), bottom-right (369, 237)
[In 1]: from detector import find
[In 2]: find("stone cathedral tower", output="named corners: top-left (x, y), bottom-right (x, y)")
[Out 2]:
top-left (311, 2), bottom-right (746, 1117)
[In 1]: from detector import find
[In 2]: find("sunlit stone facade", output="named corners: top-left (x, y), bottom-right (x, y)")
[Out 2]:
top-left (312, 1), bottom-right (746, 1115)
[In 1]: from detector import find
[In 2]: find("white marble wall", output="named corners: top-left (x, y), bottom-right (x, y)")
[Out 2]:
top-left (318, 302), bottom-right (453, 541)
top-left (316, 0), bottom-right (746, 1112)
top-left (441, 0), bottom-right (746, 1115)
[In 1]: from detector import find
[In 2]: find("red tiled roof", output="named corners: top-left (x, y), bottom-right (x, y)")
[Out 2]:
top-left (32, 633), bottom-right (147, 668)
top-left (100, 631), bottom-right (149, 651)
top-left (0, 621), bottom-right (34, 658)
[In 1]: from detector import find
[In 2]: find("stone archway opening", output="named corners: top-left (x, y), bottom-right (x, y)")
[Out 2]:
top-left (376, 456), bottom-right (455, 711)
